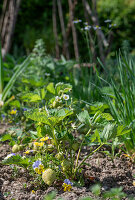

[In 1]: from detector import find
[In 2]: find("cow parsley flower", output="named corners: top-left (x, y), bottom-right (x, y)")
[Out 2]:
top-left (73, 19), bottom-right (82, 24)
top-left (84, 22), bottom-right (88, 25)
top-left (84, 25), bottom-right (91, 31)
top-left (109, 23), bottom-right (117, 28)
top-left (104, 19), bottom-right (111, 23)
top-left (93, 25), bottom-right (101, 30)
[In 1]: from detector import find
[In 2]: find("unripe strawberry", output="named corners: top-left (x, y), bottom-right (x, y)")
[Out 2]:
top-left (33, 144), bottom-right (38, 151)
top-left (21, 116), bottom-right (25, 121)
top-left (42, 169), bottom-right (56, 186)
top-left (12, 144), bottom-right (20, 153)
top-left (61, 160), bottom-right (71, 172)
top-left (47, 144), bottom-right (54, 151)
top-left (55, 152), bottom-right (63, 160)
top-left (72, 143), bottom-right (79, 151)
top-left (52, 101), bottom-right (57, 108)
top-left (28, 143), bottom-right (33, 148)
top-left (18, 145), bottom-right (24, 151)
top-left (17, 136), bottom-right (21, 141)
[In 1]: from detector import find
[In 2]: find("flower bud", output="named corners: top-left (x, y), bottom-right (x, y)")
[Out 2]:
top-left (12, 144), bottom-right (20, 153)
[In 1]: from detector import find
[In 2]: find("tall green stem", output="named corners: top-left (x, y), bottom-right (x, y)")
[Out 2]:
top-left (74, 143), bottom-right (104, 177)
top-left (52, 128), bottom-right (58, 150)
top-left (0, 42), bottom-right (3, 96)
top-left (75, 128), bottom-right (92, 171)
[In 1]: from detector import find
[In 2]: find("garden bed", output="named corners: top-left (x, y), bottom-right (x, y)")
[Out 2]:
top-left (0, 137), bottom-right (135, 200)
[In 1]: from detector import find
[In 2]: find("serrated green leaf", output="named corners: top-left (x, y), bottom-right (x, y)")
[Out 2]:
top-left (77, 110), bottom-right (91, 126)
top-left (89, 102), bottom-right (109, 114)
top-left (21, 93), bottom-right (41, 102)
top-left (46, 82), bottom-right (55, 94)
top-left (91, 184), bottom-right (101, 196)
top-left (117, 125), bottom-right (131, 136)
top-left (25, 108), bottom-right (73, 127)
top-left (25, 109), bottom-right (51, 125)
top-left (55, 82), bottom-right (72, 95)
top-left (2, 155), bottom-right (29, 168)
top-left (41, 88), bottom-right (46, 99)
top-left (101, 113), bottom-right (114, 121)
top-left (103, 187), bottom-right (126, 198)
top-left (91, 129), bottom-right (101, 143)
top-left (9, 100), bottom-right (21, 108)
top-left (101, 123), bottom-right (115, 142)
top-left (37, 126), bottom-right (42, 137)
top-left (0, 134), bottom-right (12, 142)
top-left (56, 130), bottom-right (67, 140)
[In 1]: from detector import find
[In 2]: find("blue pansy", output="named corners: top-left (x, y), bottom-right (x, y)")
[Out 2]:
top-left (64, 179), bottom-right (73, 186)
top-left (23, 108), bottom-right (27, 111)
top-left (32, 160), bottom-right (41, 169)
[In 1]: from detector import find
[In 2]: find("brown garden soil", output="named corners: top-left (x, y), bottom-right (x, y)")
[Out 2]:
top-left (0, 124), bottom-right (135, 200)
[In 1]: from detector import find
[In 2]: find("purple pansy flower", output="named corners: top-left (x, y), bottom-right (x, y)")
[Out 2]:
top-left (32, 160), bottom-right (42, 169)
top-left (64, 179), bottom-right (73, 186)
top-left (4, 153), bottom-right (16, 160)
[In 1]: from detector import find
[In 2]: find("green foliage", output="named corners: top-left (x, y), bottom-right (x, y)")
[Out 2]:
top-left (43, 185), bottom-right (132, 200)
top-left (101, 53), bottom-right (135, 153)
top-left (97, 0), bottom-right (135, 50)
top-left (25, 108), bottom-right (73, 128)
top-left (0, 55), bottom-right (30, 103)
top-left (0, 42), bottom-right (3, 94)
top-left (2, 155), bottom-right (29, 168)
top-left (43, 191), bottom-right (56, 200)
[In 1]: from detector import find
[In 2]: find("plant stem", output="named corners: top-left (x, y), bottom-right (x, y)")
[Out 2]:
top-left (74, 143), bottom-right (104, 177)
top-left (0, 42), bottom-right (3, 95)
top-left (75, 128), bottom-right (92, 172)
top-left (52, 128), bottom-right (58, 150)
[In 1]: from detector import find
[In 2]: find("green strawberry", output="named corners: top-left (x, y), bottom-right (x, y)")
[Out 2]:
top-left (42, 169), bottom-right (56, 186)
top-left (12, 144), bottom-right (20, 153)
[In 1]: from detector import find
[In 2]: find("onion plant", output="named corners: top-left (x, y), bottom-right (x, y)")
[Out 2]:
top-left (100, 52), bottom-right (135, 154)
top-left (0, 42), bottom-right (30, 105)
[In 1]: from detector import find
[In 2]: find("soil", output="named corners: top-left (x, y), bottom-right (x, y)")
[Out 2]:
top-left (0, 125), bottom-right (135, 200)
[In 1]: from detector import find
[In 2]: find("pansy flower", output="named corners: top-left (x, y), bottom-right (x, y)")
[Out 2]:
top-left (1, 114), bottom-right (6, 120)
top-left (10, 108), bottom-right (17, 115)
top-left (32, 160), bottom-right (44, 174)
top-left (24, 150), bottom-right (34, 154)
top-left (34, 142), bottom-right (44, 147)
top-left (4, 153), bottom-right (16, 160)
top-left (23, 108), bottom-right (27, 111)
top-left (62, 179), bottom-right (73, 192)
top-left (40, 137), bottom-right (49, 142)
